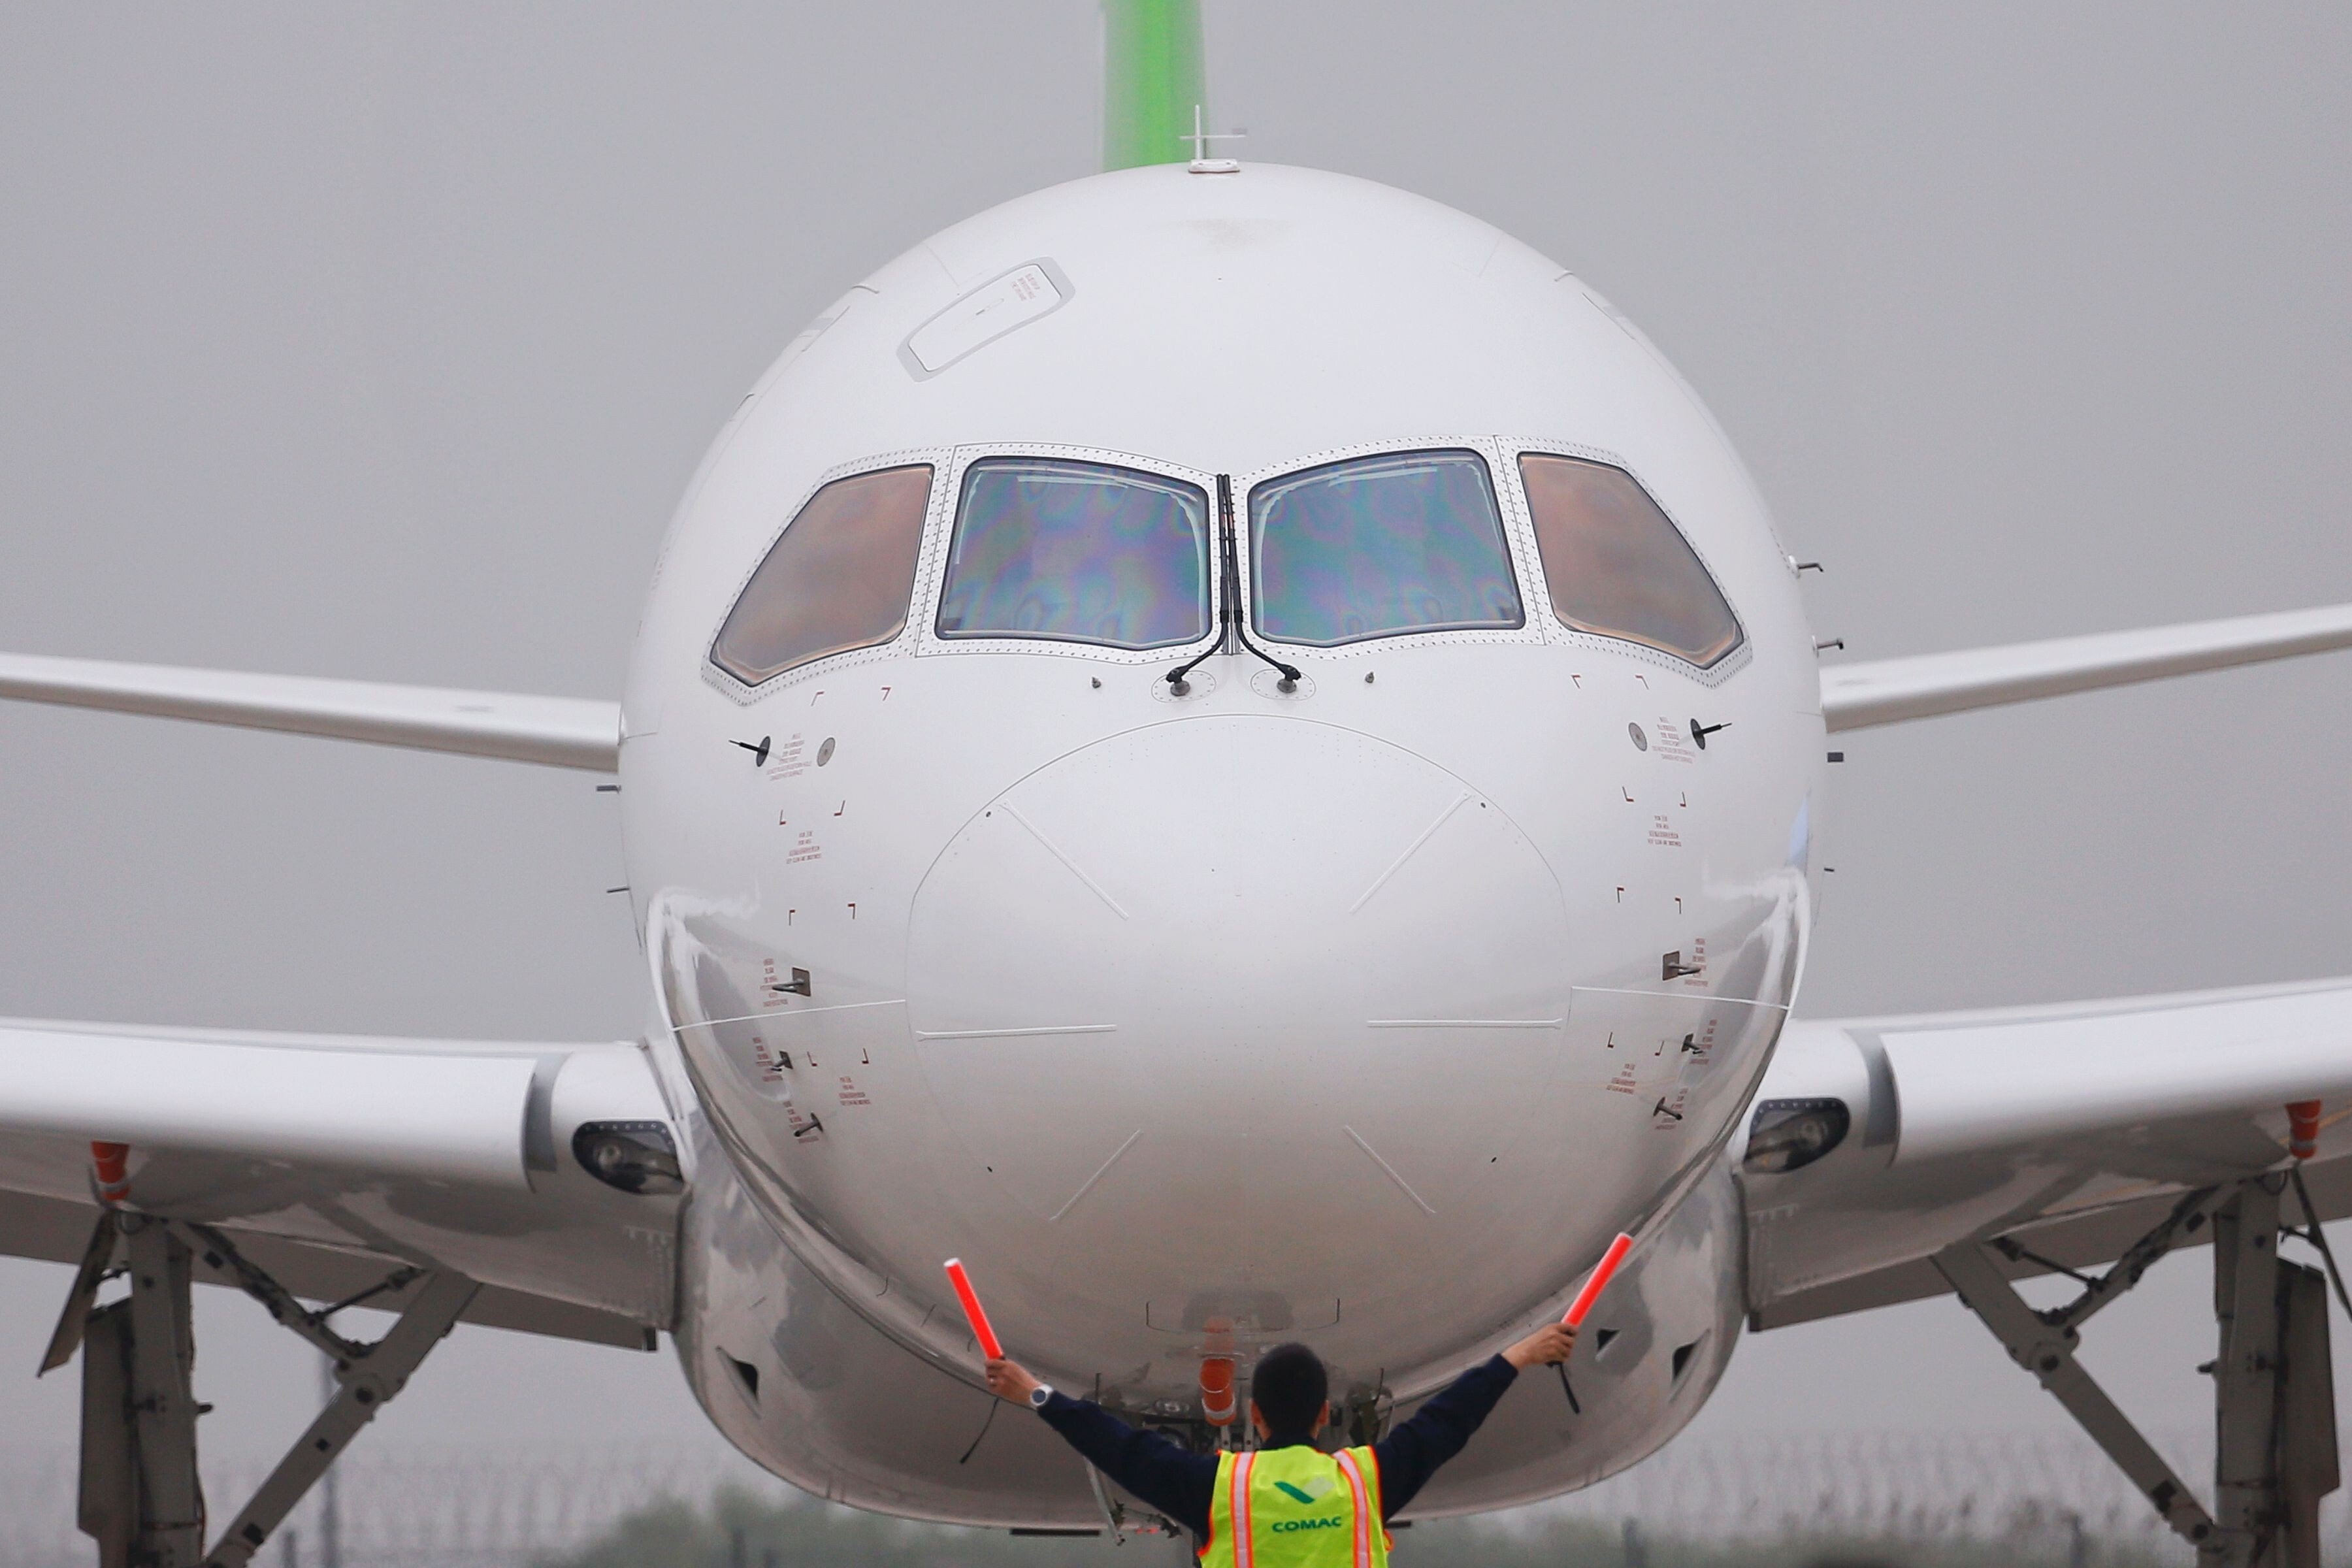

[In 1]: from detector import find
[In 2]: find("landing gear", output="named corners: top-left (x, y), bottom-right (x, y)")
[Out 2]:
top-left (1935, 1175), bottom-right (2344, 1567)
top-left (39, 1209), bottom-right (476, 1568)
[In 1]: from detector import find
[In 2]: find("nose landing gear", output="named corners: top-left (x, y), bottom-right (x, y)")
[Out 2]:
top-left (1934, 1175), bottom-right (2343, 1567)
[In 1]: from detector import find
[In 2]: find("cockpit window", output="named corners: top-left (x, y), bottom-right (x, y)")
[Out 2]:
top-left (1249, 449), bottom-right (1524, 647)
top-left (1518, 454), bottom-right (1742, 667)
top-left (936, 458), bottom-right (1211, 649)
top-left (710, 464), bottom-right (933, 686)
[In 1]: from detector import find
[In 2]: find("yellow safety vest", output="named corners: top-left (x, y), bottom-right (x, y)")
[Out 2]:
top-left (1199, 1444), bottom-right (1390, 1568)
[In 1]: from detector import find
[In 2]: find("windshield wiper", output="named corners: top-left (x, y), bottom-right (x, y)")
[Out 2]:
top-left (1167, 474), bottom-right (1301, 696)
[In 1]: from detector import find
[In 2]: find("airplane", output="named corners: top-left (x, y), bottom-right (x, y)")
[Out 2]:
top-left (5, 5), bottom-right (2351, 1565)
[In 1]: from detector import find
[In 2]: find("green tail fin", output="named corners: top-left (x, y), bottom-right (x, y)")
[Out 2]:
top-left (1100, 0), bottom-right (1206, 171)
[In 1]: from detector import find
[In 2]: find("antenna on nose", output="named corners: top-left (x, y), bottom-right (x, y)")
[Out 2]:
top-left (1181, 103), bottom-right (1245, 173)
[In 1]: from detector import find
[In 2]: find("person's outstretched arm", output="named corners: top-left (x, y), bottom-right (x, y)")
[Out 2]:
top-left (987, 1358), bottom-right (1218, 1539)
top-left (1371, 1322), bottom-right (1576, 1518)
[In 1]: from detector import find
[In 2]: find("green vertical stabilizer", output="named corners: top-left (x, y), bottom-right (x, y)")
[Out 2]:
top-left (1101, 0), bottom-right (1207, 171)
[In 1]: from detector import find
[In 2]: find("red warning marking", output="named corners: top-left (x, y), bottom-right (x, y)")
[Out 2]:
top-left (1646, 814), bottom-right (1683, 849)
top-left (1682, 1017), bottom-right (1721, 1060)
top-left (91, 1141), bottom-right (131, 1205)
top-left (750, 1033), bottom-right (787, 1083)
top-left (1200, 1356), bottom-right (1237, 1426)
top-left (2289, 1100), bottom-right (2321, 1160)
top-left (769, 733), bottom-right (809, 780)
top-left (788, 830), bottom-right (823, 865)
top-left (838, 1075), bottom-right (872, 1108)
top-left (1605, 1062), bottom-right (1639, 1096)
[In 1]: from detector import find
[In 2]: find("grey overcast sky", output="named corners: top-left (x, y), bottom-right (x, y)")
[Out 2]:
top-left (2, 0), bottom-right (2349, 1518)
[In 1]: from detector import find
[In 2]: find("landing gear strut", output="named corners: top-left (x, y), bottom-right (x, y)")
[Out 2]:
top-left (39, 1209), bottom-right (476, 1568)
top-left (1935, 1175), bottom-right (2342, 1567)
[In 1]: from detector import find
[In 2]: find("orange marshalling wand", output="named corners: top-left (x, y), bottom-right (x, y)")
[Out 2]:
top-left (944, 1258), bottom-right (1004, 1360)
top-left (1563, 1233), bottom-right (1634, 1328)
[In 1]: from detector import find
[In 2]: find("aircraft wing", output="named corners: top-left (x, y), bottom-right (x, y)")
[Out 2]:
top-left (1820, 600), bottom-right (2352, 731)
top-left (0, 652), bottom-right (619, 770)
top-left (0, 1019), bottom-right (684, 1349)
top-left (1743, 977), bottom-right (2352, 1329)
top-left (15, 599), bottom-right (2346, 765)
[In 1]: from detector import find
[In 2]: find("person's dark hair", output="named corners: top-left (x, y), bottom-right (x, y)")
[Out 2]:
top-left (1250, 1343), bottom-right (1329, 1438)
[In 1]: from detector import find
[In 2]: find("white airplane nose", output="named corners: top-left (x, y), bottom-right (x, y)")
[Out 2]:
top-left (908, 713), bottom-right (1584, 1367)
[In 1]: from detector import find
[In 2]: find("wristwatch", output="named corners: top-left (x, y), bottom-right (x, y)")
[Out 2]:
top-left (1028, 1383), bottom-right (1055, 1410)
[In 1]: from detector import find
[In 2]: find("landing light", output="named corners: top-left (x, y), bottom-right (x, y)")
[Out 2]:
top-left (1741, 1098), bottom-right (1851, 1174)
top-left (572, 1120), bottom-right (684, 1194)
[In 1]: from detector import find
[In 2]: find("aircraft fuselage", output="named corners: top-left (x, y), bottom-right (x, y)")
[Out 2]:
top-left (617, 163), bottom-right (1826, 1524)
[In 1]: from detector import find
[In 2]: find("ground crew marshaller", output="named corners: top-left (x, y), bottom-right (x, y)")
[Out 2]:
top-left (986, 1321), bottom-right (1576, 1563)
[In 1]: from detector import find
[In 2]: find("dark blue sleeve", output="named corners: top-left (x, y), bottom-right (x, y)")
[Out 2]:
top-left (1036, 1394), bottom-right (1218, 1540)
top-left (1370, 1355), bottom-right (1520, 1518)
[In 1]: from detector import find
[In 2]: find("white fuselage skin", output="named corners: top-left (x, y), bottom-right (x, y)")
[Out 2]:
top-left (617, 164), bottom-right (1826, 1527)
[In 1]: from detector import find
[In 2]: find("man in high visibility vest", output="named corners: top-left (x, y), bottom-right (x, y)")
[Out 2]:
top-left (986, 1320), bottom-right (1576, 1563)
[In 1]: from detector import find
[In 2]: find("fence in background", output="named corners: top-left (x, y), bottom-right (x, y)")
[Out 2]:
top-left (3, 1430), bottom-right (2347, 1567)
top-left (1532, 1429), bottom-right (2255, 1551)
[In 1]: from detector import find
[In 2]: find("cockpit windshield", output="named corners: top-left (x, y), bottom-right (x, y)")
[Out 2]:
top-left (1249, 449), bottom-right (1524, 647)
top-left (936, 457), bottom-right (1213, 650)
top-left (710, 464), bottom-right (933, 687)
top-left (1517, 453), bottom-right (1742, 666)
